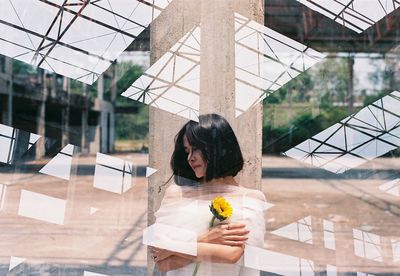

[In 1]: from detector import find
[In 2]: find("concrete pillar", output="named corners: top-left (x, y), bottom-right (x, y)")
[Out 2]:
top-left (89, 113), bottom-right (101, 154)
top-left (51, 73), bottom-right (57, 98)
top-left (347, 55), bottom-right (354, 114)
top-left (334, 222), bottom-right (354, 275)
top-left (148, 0), bottom-right (263, 274)
top-left (61, 78), bottom-right (70, 147)
top-left (36, 69), bottom-right (47, 159)
top-left (81, 83), bottom-right (89, 154)
top-left (200, 0), bottom-right (263, 189)
top-left (110, 63), bottom-right (117, 103)
top-left (97, 75), bottom-right (104, 101)
top-left (311, 217), bottom-right (330, 275)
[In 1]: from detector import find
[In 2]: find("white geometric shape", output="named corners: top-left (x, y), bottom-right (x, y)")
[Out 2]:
top-left (323, 219), bottom-right (336, 250)
top-left (123, 14), bottom-right (325, 120)
top-left (326, 264), bottom-right (337, 276)
top-left (392, 239), bottom-right (400, 262)
top-left (122, 26), bottom-right (200, 121)
top-left (39, 144), bottom-right (74, 181)
top-left (244, 245), bottom-right (314, 275)
top-left (93, 153), bottom-right (134, 194)
top-left (9, 256), bottom-right (25, 271)
top-left (83, 272), bottom-right (109, 276)
top-left (285, 91), bottom-right (400, 174)
top-left (357, 273), bottom-right (376, 276)
top-left (271, 216), bottom-right (313, 244)
top-left (0, 124), bottom-right (16, 164)
top-left (142, 222), bottom-right (197, 256)
top-left (352, 228), bottom-right (383, 262)
top-left (90, 207), bottom-right (99, 215)
top-left (0, 184), bottom-right (7, 210)
top-left (296, 0), bottom-right (400, 33)
top-left (234, 13), bottom-right (325, 117)
top-left (28, 133), bottom-right (41, 150)
top-left (146, 167), bottom-right (158, 178)
top-left (18, 190), bottom-right (66, 225)
top-left (379, 179), bottom-right (400, 197)
top-left (0, 0), bottom-right (173, 84)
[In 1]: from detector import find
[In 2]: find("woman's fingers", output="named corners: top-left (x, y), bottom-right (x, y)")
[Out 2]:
top-left (227, 222), bottom-right (246, 229)
top-left (223, 240), bottom-right (246, 246)
top-left (224, 235), bottom-right (248, 241)
top-left (225, 228), bottom-right (250, 236)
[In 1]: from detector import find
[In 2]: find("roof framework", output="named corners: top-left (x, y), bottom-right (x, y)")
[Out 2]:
top-left (0, 0), bottom-right (172, 84)
top-left (285, 91), bottom-right (400, 174)
top-left (121, 14), bottom-right (325, 121)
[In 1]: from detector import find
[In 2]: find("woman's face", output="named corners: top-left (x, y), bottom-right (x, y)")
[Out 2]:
top-left (183, 134), bottom-right (207, 178)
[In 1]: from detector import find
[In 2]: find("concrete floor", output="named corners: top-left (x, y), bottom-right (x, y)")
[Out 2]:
top-left (0, 154), bottom-right (399, 275)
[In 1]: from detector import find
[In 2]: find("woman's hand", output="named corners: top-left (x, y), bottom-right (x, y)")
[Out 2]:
top-left (198, 222), bottom-right (249, 246)
top-left (150, 246), bottom-right (174, 262)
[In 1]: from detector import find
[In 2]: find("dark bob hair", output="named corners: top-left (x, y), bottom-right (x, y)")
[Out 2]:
top-left (170, 113), bottom-right (244, 186)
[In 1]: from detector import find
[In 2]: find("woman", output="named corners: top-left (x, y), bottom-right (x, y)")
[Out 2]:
top-left (149, 114), bottom-right (266, 275)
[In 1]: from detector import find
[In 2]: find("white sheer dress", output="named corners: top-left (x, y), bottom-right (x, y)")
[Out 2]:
top-left (154, 182), bottom-right (266, 276)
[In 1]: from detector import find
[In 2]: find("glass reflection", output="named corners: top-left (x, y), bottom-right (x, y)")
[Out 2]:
top-left (18, 189), bottom-right (67, 225)
top-left (296, 0), bottom-right (400, 33)
top-left (0, 124), bottom-right (40, 165)
top-left (0, 0), bottom-right (172, 84)
top-left (285, 91), bottom-right (400, 174)
top-left (122, 26), bottom-right (201, 121)
top-left (38, 144), bottom-right (75, 181)
top-left (93, 152), bottom-right (136, 194)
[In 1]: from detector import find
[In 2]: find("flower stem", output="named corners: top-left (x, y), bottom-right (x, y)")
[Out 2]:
top-left (209, 216), bottom-right (216, 228)
top-left (192, 262), bottom-right (200, 276)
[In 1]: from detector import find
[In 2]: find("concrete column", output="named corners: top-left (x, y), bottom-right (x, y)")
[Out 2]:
top-left (97, 75), bottom-right (104, 101)
top-left (334, 222), bottom-right (354, 275)
top-left (110, 63), bottom-right (117, 103)
top-left (61, 78), bottom-right (70, 147)
top-left (81, 83), bottom-right (89, 154)
top-left (347, 55), bottom-right (354, 114)
top-left (36, 69), bottom-right (47, 159)
top-left (88, 112), bottom-right (101, 154)
top-left (51, 73), bottom-right (57, 98)
top-left (148, 0), bottom-right (263, 274)
top-left (311, 217), bottom-right (330, 275)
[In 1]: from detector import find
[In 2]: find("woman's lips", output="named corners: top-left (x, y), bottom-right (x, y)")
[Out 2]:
top-left (192, 165), bottom-right (201, 170)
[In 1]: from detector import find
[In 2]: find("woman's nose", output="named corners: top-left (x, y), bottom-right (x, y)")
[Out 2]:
top-left (187, 150), bottom-right (194, 161)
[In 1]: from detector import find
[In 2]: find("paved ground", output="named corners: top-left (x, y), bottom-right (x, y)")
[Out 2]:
top-left (0, 154), bottom-right (399, 275)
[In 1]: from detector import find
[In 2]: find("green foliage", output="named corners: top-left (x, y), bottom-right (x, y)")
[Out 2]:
top-left (262, 107), bottom-right (348, 154)
top-left (312, 57), bottom-right (353, 107)
top-left (114, 62), bottom-right (148, 144)
top-left (12, 60), bottom-right (37, 75)
top-left (116, 63), bottom-right (143, 97)
top-left (115, 103), bottom-right (149, 141)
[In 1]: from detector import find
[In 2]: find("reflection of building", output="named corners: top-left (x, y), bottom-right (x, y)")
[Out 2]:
top-left (0, 55), bottom-right (115, 155)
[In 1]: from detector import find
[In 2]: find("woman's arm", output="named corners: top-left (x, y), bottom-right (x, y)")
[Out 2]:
top-left (155, 242), bottom-right (244, 272)
top-left (156, 255), bottom-right (193, 273)
top-left (153, 222), bottom-right (248, 272)
top-left (174, 242), bottom-right (244, 264)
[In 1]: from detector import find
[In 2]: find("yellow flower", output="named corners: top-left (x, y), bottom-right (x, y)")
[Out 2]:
top-left (194, 196), bottom-right (233, 275)
top-left (210, 196), bottom-right (233, 221)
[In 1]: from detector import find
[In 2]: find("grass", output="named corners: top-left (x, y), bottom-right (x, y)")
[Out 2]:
top-left (115, 139), bottom-right (148, 152)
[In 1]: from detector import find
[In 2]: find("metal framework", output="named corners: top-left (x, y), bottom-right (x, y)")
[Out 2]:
top-left (296, 0), bottom-right (400, 33)
top-left (122, 14), bottom-right (325, 120)
top-left (285, 91), bottom-right (400, 174)
top-left (0, 0), bottom-right (173, 84)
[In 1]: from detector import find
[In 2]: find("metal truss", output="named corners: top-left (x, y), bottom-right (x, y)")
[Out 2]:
top-left (121, 26), bottom-right (201, 121)
top-left (296, 0), bottom-right (400, 33)
top-left (285, 91), bottom-right (400, 174)
top-left (121, 14), bottom-right (325, 120)
top-left (0, 0), bottom-right (173, 84)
